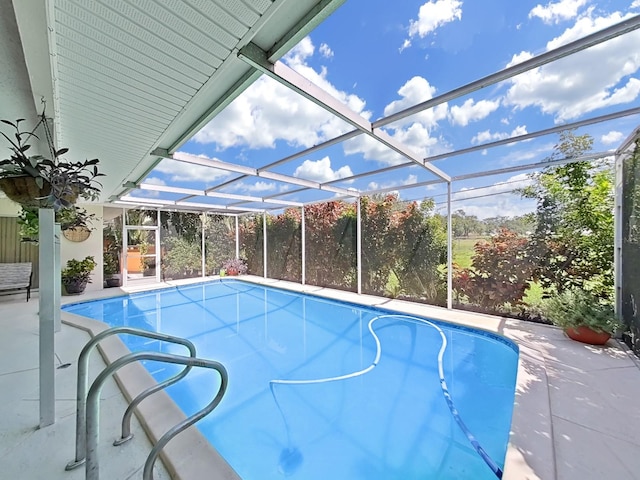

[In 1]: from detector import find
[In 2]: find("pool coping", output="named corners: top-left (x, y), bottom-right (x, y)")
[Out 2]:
top-left (61, 275), bottom-right (556, 480)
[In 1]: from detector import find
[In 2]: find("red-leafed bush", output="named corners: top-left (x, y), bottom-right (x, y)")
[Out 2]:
top-left (453, 228), bottom-right (534, 310)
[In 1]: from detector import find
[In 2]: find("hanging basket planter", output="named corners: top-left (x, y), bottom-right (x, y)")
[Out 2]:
top-left (1, 110), bottom-right (103, 211)
top-left (0, 175), bottom-right (51, 207)
top-left (62, 226), bottom-right (91, 242)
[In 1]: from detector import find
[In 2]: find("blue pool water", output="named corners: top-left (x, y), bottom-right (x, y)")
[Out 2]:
top-left (63, 280), bottom-right (518, 480)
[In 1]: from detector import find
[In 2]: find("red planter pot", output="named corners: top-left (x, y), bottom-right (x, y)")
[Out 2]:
top-left (564, 326), bottom-right (611, 345)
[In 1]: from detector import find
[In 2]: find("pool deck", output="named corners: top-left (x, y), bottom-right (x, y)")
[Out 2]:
top-left (2, 275), bottom-right (640, 479)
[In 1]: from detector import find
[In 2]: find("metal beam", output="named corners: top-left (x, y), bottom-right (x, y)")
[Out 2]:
top-left (376, 14), bottom-right (640, 128)
top-left (238, 42), bottom-right (451, 182)
top-left (616, 125), bottom-right (640, 155)
top-left (259, 130), bottom-right (361, 172)
top-left (425, 107), bottom-right (640, 164)
top-left (267, 0), bottom-right (347, 60)
top-left (451, 151), bottom-right (615, 181)
top-left (168, 151), bottom-right (360, 197)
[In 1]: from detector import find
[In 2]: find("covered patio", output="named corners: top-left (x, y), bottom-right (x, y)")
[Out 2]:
top-left (2, 0), bottom-right (640, 479)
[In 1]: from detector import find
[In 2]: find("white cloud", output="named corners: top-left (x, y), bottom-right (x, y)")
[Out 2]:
top-left (601, 130), bottom-right (624, 145)
top-left (293, 156), bottom-right (353, 183)
top-left (449, 98), bottom-right (501, 127)
top-left (319, 43), bottom-right (334, 58)
top-left (227, 180), bottom-right (277, 193)
top-left (154, 157), bottom-right (231, 184)
top-left (505, 11), bottom-right (640, 122)
top-left (136, 177), bottom-right (165, 198)
top-left (193, 37), bottom-right (365, 150)
top-left (384, 76), bottom-right (449, 127)
top-left (367, 174), bottom-right (418, 191)
top-left (343, 76), bottom-right (450, 166)
top-left (403, 0), bottom-right (463, 49)
top-left (471, 125), bottom-right (528, 145)
top-left (633, 0), bottom-right (640, 8)
top-left (529, 0), bottom-right (588, 24)
top-left (447, 174), bottom-right (536, 219)
top-left (144, 177), bottom-right (166, 186)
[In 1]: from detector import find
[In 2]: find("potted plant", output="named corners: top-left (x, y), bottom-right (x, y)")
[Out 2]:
top-left (103, 252), bottom-right (121, 288)
top-left (58, 206), bottom-right (96, 242)
top-left (0, 109), bottom-right (104, 210)
top-left (61, 256), bottom-right (97, 295)
top-left (221, 258), bottom-right (248, 276)
top-left (539, 288), bottom-right (620, 345)
top-left (16, 205), bottom-right (96, 243)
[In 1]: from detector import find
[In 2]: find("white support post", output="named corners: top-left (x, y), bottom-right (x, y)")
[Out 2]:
top-left (54, 222), bottom-right (61, 332)
top-left (235, 216), bottom-right (240, 260)
top-left (447, 183), bottom-right (453, 310)
top-left (301, 206), bottom-right (306, 285)
top-left (38, 208), bottom-right (56, 427)
top-left (201, 214), bottom-right (206, 278)
top-left (263, 212), bottom-right (267, 278)
top-left (122, 208), bottom-right (128, 288)
top-left (614, 153), bottom-right (623, 319)
top-left (356, 198), bottom-right (362, 295)
top-left (155, 210), bottom-right (161, 283)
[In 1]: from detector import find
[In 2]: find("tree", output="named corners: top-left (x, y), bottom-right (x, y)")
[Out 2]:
top-left (522, 130), bottom-right (614, 299)
top-left (452, 209), bottom-right (482, 237)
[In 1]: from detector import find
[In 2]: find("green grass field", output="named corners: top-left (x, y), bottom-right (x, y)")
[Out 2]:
top-left (452, 236), bottom-right (486, 268)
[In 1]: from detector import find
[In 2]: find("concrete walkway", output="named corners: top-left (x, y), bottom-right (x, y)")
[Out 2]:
top-left (0, 292), bottom-right (170, 480)
top-left (2, 278), bottom-right (640, 479)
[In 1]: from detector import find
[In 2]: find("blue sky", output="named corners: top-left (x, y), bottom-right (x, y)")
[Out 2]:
top-left (136, 0), bottom-right (640, 219)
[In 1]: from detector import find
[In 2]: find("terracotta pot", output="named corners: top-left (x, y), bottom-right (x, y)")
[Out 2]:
top-left (564, 326), bottom-right (611, 345)
top-left (227, 268), bottom-right (238, 276)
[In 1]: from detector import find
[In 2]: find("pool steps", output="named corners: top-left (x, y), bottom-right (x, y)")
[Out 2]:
top-left (65, 326), bottom-right (228, 480)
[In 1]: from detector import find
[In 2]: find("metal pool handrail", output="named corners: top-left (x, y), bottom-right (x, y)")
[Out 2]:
top-left (85, 351), bottom-right (228, 480)
top-left (66, 326), bottom-right (197, 470)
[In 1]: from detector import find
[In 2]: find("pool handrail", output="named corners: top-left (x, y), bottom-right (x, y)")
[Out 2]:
top-left (65, 326), bottom-right (197, 470)
top-left (84, 351), bottom-right (228, 480)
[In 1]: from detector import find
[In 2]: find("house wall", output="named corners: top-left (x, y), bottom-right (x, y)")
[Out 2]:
top-left (60, 204), bottom-right (104, 292)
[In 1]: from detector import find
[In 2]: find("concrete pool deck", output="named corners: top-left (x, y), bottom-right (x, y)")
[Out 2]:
top-left (2, 275), bottom-right (640, 479)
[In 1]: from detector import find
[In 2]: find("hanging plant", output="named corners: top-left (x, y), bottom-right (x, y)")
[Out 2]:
top-left (0, 106), bottom-right (104, 210)
top-left (17, 207), bottom-right (39, 243)
top-left (16, 205), bottom-right (96, 244)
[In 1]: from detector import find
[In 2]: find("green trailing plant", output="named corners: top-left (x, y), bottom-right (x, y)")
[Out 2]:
top-left (538, 288), bottom-right (619, 334)
top-left (0, 109), bottom-right (104, 210)
top-left (17, 207), bottom-right (39, 242)
top-left (57, 206), bottom-right (96, 231)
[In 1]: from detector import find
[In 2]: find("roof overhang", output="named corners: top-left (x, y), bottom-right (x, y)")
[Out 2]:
top-left (10, 0), bottom-right (347, 202)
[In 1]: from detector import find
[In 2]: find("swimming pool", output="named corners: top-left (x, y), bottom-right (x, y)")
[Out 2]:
top-left (63, 280), bottom-right (518, 479)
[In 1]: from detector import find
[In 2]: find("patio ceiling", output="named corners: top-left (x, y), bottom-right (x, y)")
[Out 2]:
top-left (9, 0), bottom-right (346, 208)
top-left (6, 2), bottom-right (640, 215)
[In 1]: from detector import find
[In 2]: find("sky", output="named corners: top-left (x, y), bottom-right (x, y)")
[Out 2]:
top-left (135, 0), bottom-right (640, 219)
